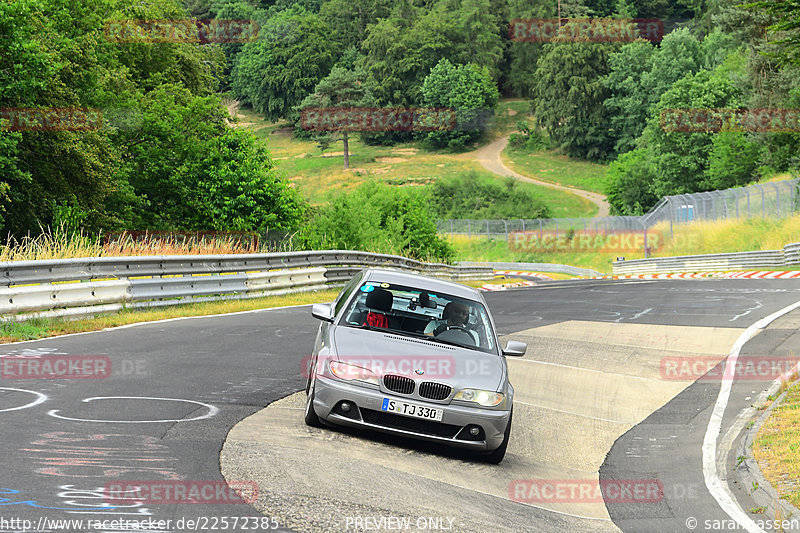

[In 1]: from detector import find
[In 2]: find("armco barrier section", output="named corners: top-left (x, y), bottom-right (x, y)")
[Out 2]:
top-left (0, 252), bottom-right (492, 321)
top-left (458, 261), bottom-right (602, 277)
top-left (786, 243), bottom-right (800, 265)
top-left (612, 246), bottom-right (799, 274)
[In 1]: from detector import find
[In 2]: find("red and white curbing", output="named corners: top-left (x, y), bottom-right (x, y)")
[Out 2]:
top-left (587, 271), bottom-right (800, 280)
top-left (480, 280), bottom-right (538, 291)
top-left (479, 270), bottom-right (554, 291)
top-left (493, 270), bottom-right (554, 280)
top-left (480, 269), bottom-right (800, 290)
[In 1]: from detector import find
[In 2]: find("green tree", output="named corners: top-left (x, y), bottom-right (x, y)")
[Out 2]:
top-left (190, 128), bottom-right (304, 231)
top-left (505, 0), bottom-right (555, 97)
top-left (703, 129), bottom-right (762, 190)
top-left (533, 34), bottom-right (620, 161)
top-left (748, 0), bottom-right (800, 66)
top-left (319, 0), bottom-right (392, 50)
top-left (641, 28), bottom-right (705, 111)
top-left (644, 69), bottom-right (744, 198)
top-left (296, 66), bottom-right (378, 169)
top-left (231, 6), bottom-right (336, 120)
top-left (602, 40), bottom-right (655, 154)
top-left (447, 0), bottom-right (505, 81)
top-left (359, 3), bottom-right (453, 106)
top-left (604, 148), bottom-right (659, 215)
top-left (119, 84), bottom-right (302, 230)
top-left (421, 59), bottom-right (499, 149)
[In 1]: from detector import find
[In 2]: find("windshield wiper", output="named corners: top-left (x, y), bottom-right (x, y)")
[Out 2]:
top-left (344, 323), bottom-right (384, 332)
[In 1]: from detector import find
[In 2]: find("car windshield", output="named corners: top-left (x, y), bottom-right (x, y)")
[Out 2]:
top-left (339, 281), bottom-right (497, 354)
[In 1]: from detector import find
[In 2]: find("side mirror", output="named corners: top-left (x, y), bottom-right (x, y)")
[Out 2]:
top-left (502, 340), bottom-right (527, 357)
top-left (311, 303), bottom-right (334, 322)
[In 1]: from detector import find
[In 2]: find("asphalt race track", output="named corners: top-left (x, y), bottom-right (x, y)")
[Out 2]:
top-left (1, 279), bottom-right (799, 533)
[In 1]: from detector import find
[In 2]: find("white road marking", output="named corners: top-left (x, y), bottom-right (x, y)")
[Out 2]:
top-left (702, 299), bottom-right (800, 533)
top-left (47, 396), bottom-right (219, 423)
top-left (0, 387), bottom-right (48, 413)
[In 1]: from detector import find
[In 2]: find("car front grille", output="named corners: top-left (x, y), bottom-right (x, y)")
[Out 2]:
top-left (383, 374), bottom-right (415, 395)
top-left (361, 408), bottom-right (460, 438)
top-left (418, 381), bottom-right (452, 401)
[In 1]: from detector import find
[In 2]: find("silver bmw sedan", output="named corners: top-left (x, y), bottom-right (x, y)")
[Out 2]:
top-left (305, 268), bottom-right (526, 463)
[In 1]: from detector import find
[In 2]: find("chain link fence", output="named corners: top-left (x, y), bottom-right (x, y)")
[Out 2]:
top-left (438, 178), bottom-right (800, 242)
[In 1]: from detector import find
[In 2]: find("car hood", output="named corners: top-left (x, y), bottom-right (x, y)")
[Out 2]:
top-left (331, 326), bottom-right (505, 391)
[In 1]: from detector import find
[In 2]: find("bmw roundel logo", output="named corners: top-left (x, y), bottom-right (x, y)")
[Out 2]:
top-left (414, 369), bottom-right (424, 375)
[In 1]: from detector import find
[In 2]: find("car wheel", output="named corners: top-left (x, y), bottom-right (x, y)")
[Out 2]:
top-left (484, 410), bottom-right (512, 464)
top-left (304, 380), bottom-right (322, 427)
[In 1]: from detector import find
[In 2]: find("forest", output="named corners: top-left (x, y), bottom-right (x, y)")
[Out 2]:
top-left (0, 0), bottom-right (798, 259)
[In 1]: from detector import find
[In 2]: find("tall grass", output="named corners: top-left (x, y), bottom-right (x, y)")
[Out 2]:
top-left (0, 228), bottom-right (295, 262)
top-left (447, 213), bottom-right (800, 272)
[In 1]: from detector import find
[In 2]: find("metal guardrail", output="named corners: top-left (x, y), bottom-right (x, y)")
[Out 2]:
top-left (0, 251), bottom-right (493, 321)
top-left (785, 243), bottom-right (800, 265)
top-left (458, 261), bottom-right (601, 277)
top-left (612, 244), bottom-right (800, 274)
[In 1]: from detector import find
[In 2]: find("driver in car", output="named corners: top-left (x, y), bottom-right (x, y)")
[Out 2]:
top-left (424, 301), bottom-right (480, 345)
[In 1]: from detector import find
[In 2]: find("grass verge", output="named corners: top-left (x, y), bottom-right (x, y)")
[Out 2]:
top-left (0, 289), bottom-right (340, 344)
top-left (753, 376), bottom-right (800, 508)
top-left (503, 146), bottom-right (609, 195)
top-left (447, 213), bottom-right (800, 273)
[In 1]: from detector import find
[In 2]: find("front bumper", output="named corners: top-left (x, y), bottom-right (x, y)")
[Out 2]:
top-left (312, 376), bottom-right (510, 451)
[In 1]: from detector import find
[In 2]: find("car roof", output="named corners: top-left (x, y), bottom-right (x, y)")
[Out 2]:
top-left (361, 268), bottom-right (483, 301)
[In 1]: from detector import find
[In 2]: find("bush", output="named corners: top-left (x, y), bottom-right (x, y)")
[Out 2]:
top-left (295, 184), bottom-right (453, 261)
top-left (421, 59), bottom-right (499, 149)
top-left (427, 172), bottom-right (551, 219)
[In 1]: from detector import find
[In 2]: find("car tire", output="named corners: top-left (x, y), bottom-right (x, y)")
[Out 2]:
top-left (304, 380), bottom-right (322, 427)
top-left (484, 410), bottom-right (512, 464)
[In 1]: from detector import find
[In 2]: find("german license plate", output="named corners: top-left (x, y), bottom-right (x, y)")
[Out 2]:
top-left (381, 398), bottom-right (443, 421)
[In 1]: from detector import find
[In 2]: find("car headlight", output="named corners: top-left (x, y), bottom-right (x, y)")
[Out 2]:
top-left (454, 388), bottom-right (504, 407)
top-left (328, 361), bottom-right (380, 386)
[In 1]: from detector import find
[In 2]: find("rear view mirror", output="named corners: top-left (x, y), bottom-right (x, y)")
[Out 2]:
top-left (502, 340), bottom-right (527, 357)
top-left (311, 303), bottom-right (334, 322)
top-left (419, 292), bottom-right (437, 309)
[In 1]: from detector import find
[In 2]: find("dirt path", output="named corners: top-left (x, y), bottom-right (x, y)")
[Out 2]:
top-left (472, 136), bottom-right (610, 217)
